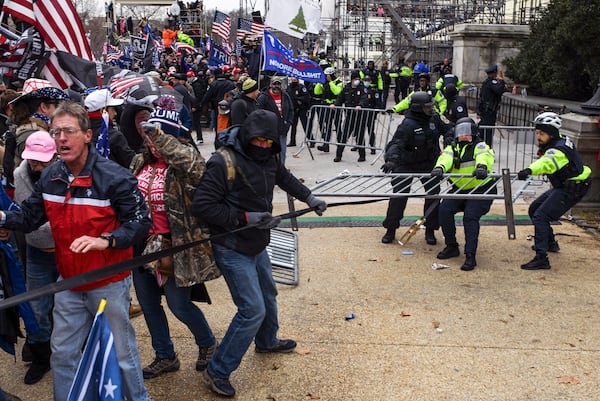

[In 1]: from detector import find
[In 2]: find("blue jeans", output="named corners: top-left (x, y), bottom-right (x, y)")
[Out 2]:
top-left (529, 188), bottom-right (580, 255)
top-left (132, 268), bottom-right (215, 359)
top-left (26, 245), bottom-right (58, 344)
top-left (208, 244), bottom-right (279, 379)
top-left (439, 198), bottom-right (493, 255)
top-left (51, 276), bottom-right (150, 401)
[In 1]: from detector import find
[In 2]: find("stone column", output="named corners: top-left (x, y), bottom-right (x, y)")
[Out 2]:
top-left (449, 24), bottom-right (530, 85)
top-left (561, 113), bottom-right (600, 209)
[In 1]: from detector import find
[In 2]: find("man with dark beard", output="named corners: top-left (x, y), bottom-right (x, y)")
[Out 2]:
top-left (192, 109), bottom-right (327, 397)
top-left (13, 131), bottom-right (58, 385)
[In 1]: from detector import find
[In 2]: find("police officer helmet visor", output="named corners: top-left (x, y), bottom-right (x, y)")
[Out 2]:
top-left (422, 103), bottom-right (434, 116)
top-left (454, 121), bottom-right (473, 139)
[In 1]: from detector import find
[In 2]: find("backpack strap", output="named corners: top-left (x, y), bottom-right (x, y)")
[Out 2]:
top-left (215, 147), bottom-right (236, 191)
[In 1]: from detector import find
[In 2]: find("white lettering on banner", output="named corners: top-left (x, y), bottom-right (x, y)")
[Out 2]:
top-left (267, 59), bottom-right (322, 79)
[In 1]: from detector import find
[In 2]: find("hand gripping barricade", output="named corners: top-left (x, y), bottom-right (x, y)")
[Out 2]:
top-left (295, 105), bottom-right (394, 165)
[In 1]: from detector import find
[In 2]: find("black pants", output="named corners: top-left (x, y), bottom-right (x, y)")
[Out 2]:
top-left (290, 108), bottom-right (308, 144)
top-left (478, 110), bottom-right (497, 147)
top-left (336, 109), bottom-right (366, 158)
top-left (383, 165), bottom-right (440, 230)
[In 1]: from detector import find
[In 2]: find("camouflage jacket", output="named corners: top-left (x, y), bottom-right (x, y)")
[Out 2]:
top-left (131, 129), bottom-right (220, 287)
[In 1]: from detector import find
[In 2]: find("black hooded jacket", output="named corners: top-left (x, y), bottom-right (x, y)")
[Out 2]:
top-left (192, 110), bottom-right (311, 255)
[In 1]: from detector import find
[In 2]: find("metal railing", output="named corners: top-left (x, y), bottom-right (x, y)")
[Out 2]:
top-left (294, 104), bottom-right (394, 165)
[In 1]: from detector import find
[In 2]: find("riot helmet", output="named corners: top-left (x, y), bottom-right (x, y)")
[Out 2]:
top-left (409, 92), bottom-right (434, 116)
top-left (454, 117), bottom-right (478, 141)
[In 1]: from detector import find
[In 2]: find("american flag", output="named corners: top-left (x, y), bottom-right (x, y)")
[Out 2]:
top-left (237, 18), bottom-right (266, 40)
top-left (104, 44), bottom-right (123, 64)
top-left (212, 10), bottom-right (231, 42)
top-left (174, 42), bottom-right (196, 55)
top-left (2, 0), bottom-right (93, 88)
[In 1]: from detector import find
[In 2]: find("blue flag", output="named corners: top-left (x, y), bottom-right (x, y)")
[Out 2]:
top-left (67, 299), bottom-right (124, 401)
top-left (262, 30), bottom-right (325, 84)
top-left (208, 42), bottom-right (231, 69)
top-left (96, 112), bottom-right (110, 159)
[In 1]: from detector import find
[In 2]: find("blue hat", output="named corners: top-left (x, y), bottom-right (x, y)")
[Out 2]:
top-left (147, 96), bottom-right (181, 137)
top-left (485, 65), bottom-right (498, 74)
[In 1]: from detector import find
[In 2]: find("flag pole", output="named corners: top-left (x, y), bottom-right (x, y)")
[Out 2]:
top-left (97, 298), bottom-right (107, 314)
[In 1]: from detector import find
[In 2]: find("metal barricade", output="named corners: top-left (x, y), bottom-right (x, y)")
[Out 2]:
top-left (294, 105), bottom-right (393, 165)
top-left (310, 170), bottom-right (542, 240)
top-left (477, 125), bottom-right (538, 173)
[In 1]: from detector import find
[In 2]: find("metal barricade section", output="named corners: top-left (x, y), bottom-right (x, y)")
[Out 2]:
top-left (309, 170), bottom-right (541, 240)
top-left (295, 105), bottom-right (393, 164)
top-left (266, 228), bottom-right (299, 286)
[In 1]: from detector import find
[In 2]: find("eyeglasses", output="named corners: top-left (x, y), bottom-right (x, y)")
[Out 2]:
top-left (49, 127), bottom-right (82, 138)
top-left (255, 137), bottom-right (274, 144)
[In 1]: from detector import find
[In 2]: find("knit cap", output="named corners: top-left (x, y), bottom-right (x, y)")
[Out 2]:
top-left (242, 78), bottom-right (259, 94)
top-left (147, 96), bottom-right (181, 136)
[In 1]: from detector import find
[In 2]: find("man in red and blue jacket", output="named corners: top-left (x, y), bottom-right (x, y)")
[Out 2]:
top-left (0, 102), bottom-right (152, 401)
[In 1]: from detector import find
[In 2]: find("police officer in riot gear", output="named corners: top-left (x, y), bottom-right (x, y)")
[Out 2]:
top-left (517, 112), bottom-right (591, 270)
top-left (443, 84), bottom-right (468, 124)
top-left (314, 67), bottom-right (343, 153)
top-left (380, 92), bottom-right (451, 245)
top-left (333, 70), bottom-right (369, 162)
top-left (431, 117), bottom-right (495, 271)
top-left (477, 65), bottom-right (507, 147)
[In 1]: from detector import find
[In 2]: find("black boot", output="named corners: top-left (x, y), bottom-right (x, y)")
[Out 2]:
top-left (24, 341), bottom-right (51, 384)
top-left (287, 140), bottom-right (296, 147)
top-left (317, 144), bottom-right (329, 152)
top-left (437, 245), bottom-right (460, 259)
top-left (22, 340), bottom-right (33, 363)
top-left (521, 253), bottom-right (551, 270)
top-left (425, 228), bottom-right (437, 245)
top-left (381, 229), bottom-right (396, 244)
top-left (460, 253), bottom-right (477, 271)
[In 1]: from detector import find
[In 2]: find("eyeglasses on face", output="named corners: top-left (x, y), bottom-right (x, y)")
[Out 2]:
top-left (49, 127), bottom-right (82, 138)
top-left (255, 136), bottom-right (274, 144)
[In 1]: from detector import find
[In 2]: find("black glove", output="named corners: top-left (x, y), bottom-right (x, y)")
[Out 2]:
top-left (430, 167), bottom-right (444, 178)
top-left (473, 164), bottom-right (488, 179)
top-left (306, 194), bottom-right (327, 216)
top-left (245, 212), bottom-right (281, 229)
top-left (381, 161), bottom-right (397, 174)
top-left (443, 136), bottom-right (454, 147)
top-left (517, 168), bottom-right (532, 180)
top-left (385, 109), bottom-right (394, 114)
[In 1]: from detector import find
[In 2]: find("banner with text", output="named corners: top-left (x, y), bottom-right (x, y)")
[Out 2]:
top-left (262, 30), bottom-right (324, 84)
top-left (208, 42), bottom-right (231, 68)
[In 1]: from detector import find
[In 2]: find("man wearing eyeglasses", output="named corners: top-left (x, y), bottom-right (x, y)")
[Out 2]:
top-left (193, 109), bottom-right (327, 397)
top-left (0, 102), bottom-right (152, 401)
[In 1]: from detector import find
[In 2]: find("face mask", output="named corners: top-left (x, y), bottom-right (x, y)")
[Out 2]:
top-left (352, 79), bottom-right (360, 87)
top-left (246, 145), bottom-right (273, 163)
top-left (364, 82), bottom-right (371, 88)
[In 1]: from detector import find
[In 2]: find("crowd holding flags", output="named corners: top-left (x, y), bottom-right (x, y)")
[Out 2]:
top-left (237, 17), bottom-right (266, 39)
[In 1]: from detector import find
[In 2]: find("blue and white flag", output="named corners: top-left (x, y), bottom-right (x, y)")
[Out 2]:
top-left (262, 30), bottom-right (324, 83)
top-left (96, 112), bottom-right (110, 159)
top-left (67, 299), bottom-right (123, 401)
top-left (208, 42), bottom-right (231, 69)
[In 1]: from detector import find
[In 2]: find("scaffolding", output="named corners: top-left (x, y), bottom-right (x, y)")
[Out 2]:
top-left (324, 0), bottom-right (547, 68)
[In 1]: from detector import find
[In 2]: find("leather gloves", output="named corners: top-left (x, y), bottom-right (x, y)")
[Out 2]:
top-left (443, 136), bottom-right (454, 147)
top-left (517, 168), bottom-right (532, 180)
top-left (381, 161), bottom-right (397, 174)
top-left (245, 212), bottom-right (281, 229)
top-left (430, 167), bottom-right (444, 178)
top-left (306, 194), bottom-right (327, 216)
top-left (473, 164), bottom-right (488, 179)
top-left (385, 109), bottom-right (394, 114)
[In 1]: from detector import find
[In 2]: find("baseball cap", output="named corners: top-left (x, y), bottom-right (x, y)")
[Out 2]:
top-left (84, 89), bottom-right (124, 112)
top-left (21, 130), bottom-right (57, 162)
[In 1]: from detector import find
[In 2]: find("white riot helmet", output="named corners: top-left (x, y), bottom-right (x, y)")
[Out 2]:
top-left (324, 67), bottom-right (335, 75)
top-left (533, 112), bottom-right (561, 138)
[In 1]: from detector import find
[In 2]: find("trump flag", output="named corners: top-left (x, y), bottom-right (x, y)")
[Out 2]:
top-left (67, 299), bottom-right (124, 401)
top-left (262, 30), bottom-right (324, 84)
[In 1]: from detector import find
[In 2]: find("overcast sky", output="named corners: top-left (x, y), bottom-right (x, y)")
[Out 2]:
top-left (202, 0), bottom-right (266, 15)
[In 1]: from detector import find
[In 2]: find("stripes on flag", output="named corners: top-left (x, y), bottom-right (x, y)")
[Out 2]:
top-left (174, 42), bottom-right (196, 55)
top-left (212, 10), bottom-right (231, 42)
top-left (237, 17), bottom-right (266, 40)
top-left (1, 0), bottom-right (93, 88)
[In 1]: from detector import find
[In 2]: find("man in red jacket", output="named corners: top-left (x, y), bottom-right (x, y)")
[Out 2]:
top-left (0, 102), bottom-right (152, 401)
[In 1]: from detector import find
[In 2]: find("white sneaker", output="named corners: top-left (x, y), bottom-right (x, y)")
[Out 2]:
top-left (195, 139), bottom-right (204, 146)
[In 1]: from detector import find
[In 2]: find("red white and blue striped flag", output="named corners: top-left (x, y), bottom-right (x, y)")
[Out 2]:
top-left (2, 0), bottom-right (94, 88)
top-left (212, 10), bottom-right (231, 42)
top-left (237, 17), bottom-right (265, 40)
